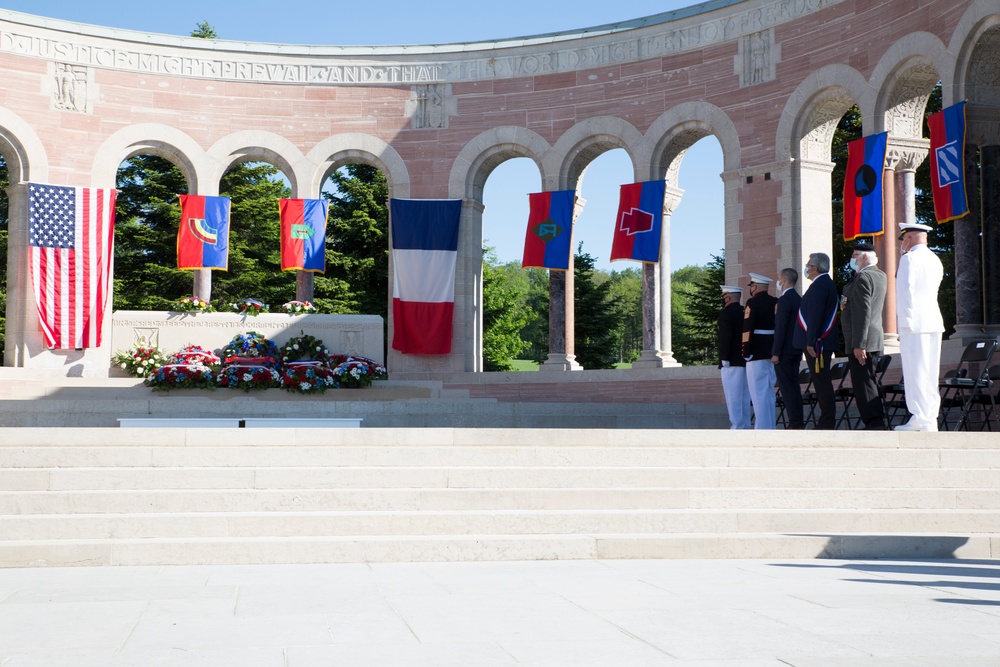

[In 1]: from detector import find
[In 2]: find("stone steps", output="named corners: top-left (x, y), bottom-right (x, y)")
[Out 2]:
top-left (0, 427), bottom-right (997, 566)
top-left (3, 486), bottom-right (1000, 513)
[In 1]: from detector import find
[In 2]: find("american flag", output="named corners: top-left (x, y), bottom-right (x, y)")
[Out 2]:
top-left (28, 183), bottom-right (117, 349)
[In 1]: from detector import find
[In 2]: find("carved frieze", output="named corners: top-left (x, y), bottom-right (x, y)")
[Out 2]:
top-left (409, 84), bottom-right (450, 129)
top-left (52, 62), bottom-right (88, 113)
top-left (736, 28), bottom-right (778, 87)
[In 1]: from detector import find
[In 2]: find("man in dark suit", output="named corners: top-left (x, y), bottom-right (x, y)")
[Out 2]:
top-left (742, 273), bottom-right (779, 429)
top-left (841, 241), bottom-right (887, 429)
top-left (718, 285), bottom-right (750, 429)
top-left (770, 268), bottom-right (804, 429)
top-left (793, 252), bottom-right (839, 429)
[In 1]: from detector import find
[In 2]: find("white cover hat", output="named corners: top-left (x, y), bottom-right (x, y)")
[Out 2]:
top-left (720, 285), bottom-right (742, 294)
top-left (747, 272), bottom-right (772, 285)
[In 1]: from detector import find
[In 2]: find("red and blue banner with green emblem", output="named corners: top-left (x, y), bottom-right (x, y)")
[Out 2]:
top-left (279, 198), bottom-right (327, 272)
top-left (843, 131), bottom-right (887, 241)
top-left (177, 194), bottom-right (231, 270)
top-left (611, 180), bottom-right (665, 263)
top-left (928, 101), bottom-right (969, 223)
top-left (522, 190), bottom-right (574, 271)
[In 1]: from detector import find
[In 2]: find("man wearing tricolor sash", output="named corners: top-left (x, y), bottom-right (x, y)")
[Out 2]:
top-left (794, 252), bottom-right (839, 430)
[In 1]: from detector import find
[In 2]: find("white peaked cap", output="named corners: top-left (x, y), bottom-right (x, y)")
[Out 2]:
top-left (720, 285), bottom-right (742, 294)
top-left (748, 272), bottom-right (773, 285)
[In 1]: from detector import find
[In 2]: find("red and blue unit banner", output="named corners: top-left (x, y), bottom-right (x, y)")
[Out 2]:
top-left (928, 101), bottom-right (969, 223)
top-left (390, 198), bottom-right (462, 355)
top-left (279, 198), bottom-right (328, 272)
top-left (177, 194), bottom-right (231, 270)
top-left (611, 180), bottom-right (666, 263)
top-left (522, 190), bottom-right (575, 271)
top-left (843, 131), bottom-right (887, 241)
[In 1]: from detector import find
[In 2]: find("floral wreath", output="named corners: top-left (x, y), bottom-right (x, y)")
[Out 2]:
top-left (279, 331), bottom-right (331, 364)
top-left (280, 363), bottom-right (337, 394)
top-left (169, 345), bottom-right (221, 366)
top-left (144, 363), bottom-right (215, 392)
top-left (221, 331), bottom-right (279, 366)
top-left (331, 355), bottom-right (388, 387)
top-left (281, 300), bottom-right (318, 315)
top-left (112, 342), bottom-right (170, 379)
top-left (216, 364), bottom-right (281, 392)
top-left (174, 295), bottom-right (215, 313)
top-left (232, 298), bottom-right (269, 317)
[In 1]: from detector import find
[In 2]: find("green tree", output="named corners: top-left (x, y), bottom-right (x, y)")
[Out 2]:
top-left (191, 21), bottom-right (219, 39)
top-left (604, 267), bottom-right (642, 363)
top-left (573, 246), bottom-right (622, 369)
top-left (113, 155), bottom-right (192, 309)
top-left (322, 164), bottom-right (389, 318)
top-left (481, 247), bottom-right (530, 371)
top-left (671, 253), bottom-right (725, 365)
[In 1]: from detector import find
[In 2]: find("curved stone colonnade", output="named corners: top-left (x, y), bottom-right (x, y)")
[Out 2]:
top-left (0, 0), bottom-right (998, 377)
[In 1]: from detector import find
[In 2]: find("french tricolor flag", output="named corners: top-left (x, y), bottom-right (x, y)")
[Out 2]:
top-left (390, 198), bottom-right (462, 355)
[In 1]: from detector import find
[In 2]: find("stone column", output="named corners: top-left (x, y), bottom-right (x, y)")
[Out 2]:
top-left (633, 186), bottom-right (681, 368)
top-left (982, 143), bottom-right (1000, 335)
top-left (192, 181), bottom-right (221, 301)
top-left (461, 199), bottom-right (484, 372)
top-left (883, 139), bottom-right (928, 351)
top-left (876, 160), bottom-right (898, 349)
top-left (3, 183), bottom-right (30, 367)
top-left (295, 272), bottom-right (314, 302)
top-left (952, 143), bottom-right (983, 340)
top-left (540, 197), bottom-right (582, 371)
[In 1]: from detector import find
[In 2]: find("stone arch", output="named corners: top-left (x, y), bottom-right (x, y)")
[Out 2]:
top-left (775, 65), bottom-right (869, 289)
top-left (949, 0), bottom-right (1000, 106)
top-left (0, 108), bottom-right (49, 184)
top-left (643, 101), bottom-right (741, 182)
top-left (207, 131), bottom-right (309, 197)
top-left (551, 116), bottom-right (642, 191)
top-left (91, 124), bottom-right (203, 191)
top-left (307, 133), bottom-right (410, 200)
top-left (777, 64), bottom-right (871, 164)
top-left (448, 126), bottom-right (549, 201)
top-left (870, 33), bottom-right (950, 139)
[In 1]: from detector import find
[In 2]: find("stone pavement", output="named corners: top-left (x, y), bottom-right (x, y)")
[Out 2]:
top-left (1, 559), bottom-right (999, 665)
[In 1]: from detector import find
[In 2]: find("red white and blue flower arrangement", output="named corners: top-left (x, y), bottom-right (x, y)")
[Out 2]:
top-left (279, 332), bottom-right (335, 394)
top-left (280, 300), bottom-right (318, 315)
top-left (232, 297), bottom-right (269, 317)
top-left (139, 332), bottom-right (385, 393)
top-left (143, 345), bottom-right (218, 391)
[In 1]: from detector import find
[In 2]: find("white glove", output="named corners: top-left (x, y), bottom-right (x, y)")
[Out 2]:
top-left (721, 360), bottom-right (730, 368)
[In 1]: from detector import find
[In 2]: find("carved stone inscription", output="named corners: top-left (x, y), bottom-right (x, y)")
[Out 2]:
top-left (2, 0), bottom-right (834, 85)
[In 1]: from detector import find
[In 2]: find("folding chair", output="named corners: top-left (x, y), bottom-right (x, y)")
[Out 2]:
top-left (837, 354), bottom-right (893, 430)
top-left (957, 363), bottom-right (1000, 431)
top-left (938, 339), bottom-right (998, 431)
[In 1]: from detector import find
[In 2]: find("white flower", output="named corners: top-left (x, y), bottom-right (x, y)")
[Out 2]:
top-left (293, 344), bottom-right (299, 350)
top-left (242, 373), bottom-right (253, 382)
top-left (300, 382), bottom-right (311, 391)
top-left (120, 363), bottom-right (128, 370)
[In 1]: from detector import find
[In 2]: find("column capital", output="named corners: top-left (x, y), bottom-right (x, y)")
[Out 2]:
top-left (887, 136), bottom-right (928, 173)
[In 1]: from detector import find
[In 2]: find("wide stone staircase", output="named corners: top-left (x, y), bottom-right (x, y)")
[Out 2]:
top-left (0, 427), bottom-right (997, 567)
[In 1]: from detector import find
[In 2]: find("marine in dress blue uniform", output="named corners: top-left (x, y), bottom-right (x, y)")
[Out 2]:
top-left (742, 273), bottom-right (778, 429)
top-left (718, 285), bottom-right (751, 429)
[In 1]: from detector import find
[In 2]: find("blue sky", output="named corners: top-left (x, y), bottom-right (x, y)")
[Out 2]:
top-left (4, 0), bottom-right (725, 271)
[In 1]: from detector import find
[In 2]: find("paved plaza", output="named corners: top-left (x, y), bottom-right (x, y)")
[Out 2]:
top-left (1, 558), bottom-right (999, 665)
